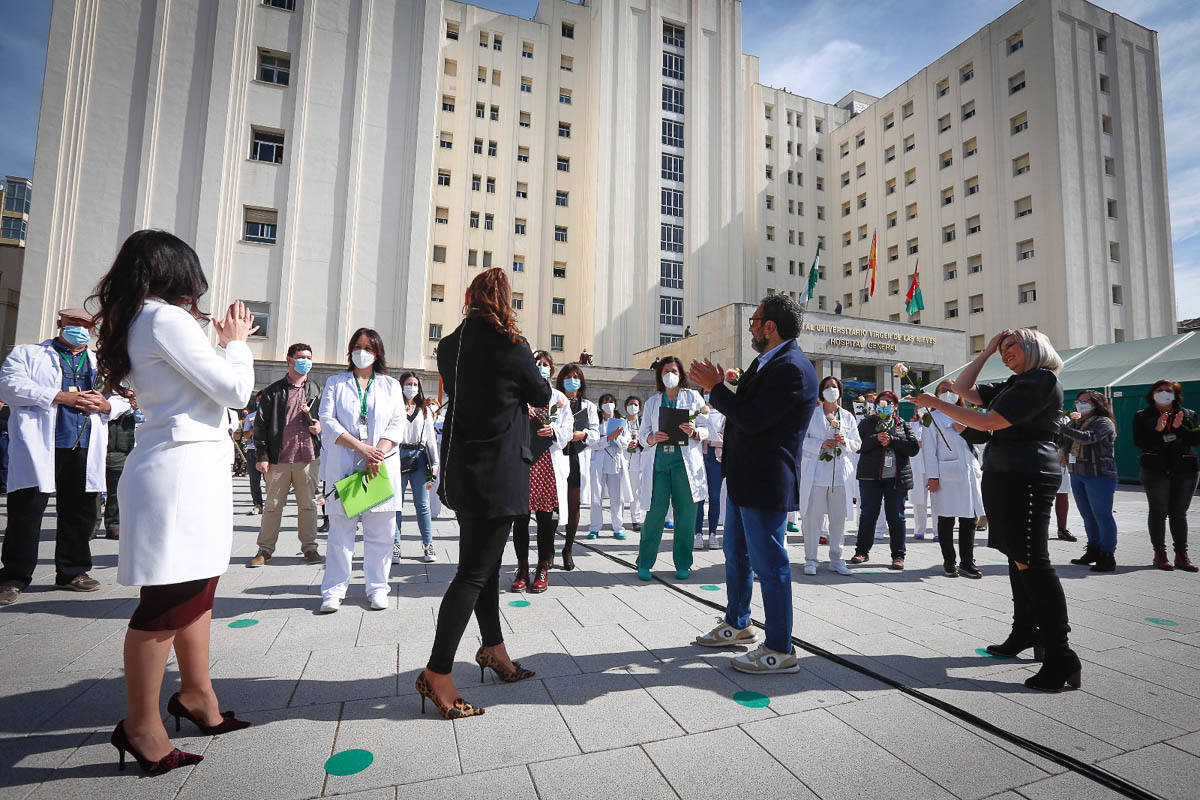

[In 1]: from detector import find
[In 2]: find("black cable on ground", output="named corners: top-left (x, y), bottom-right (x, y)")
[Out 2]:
top-left (574, 540), bottom-right (1164, 800)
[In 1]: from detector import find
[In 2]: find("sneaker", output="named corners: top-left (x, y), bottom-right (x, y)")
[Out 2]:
top-left (943, 563), bottom-right (959, 577)
top-left (731, 644), bottom-right (801, 675)
top-left (915, 532), bottom-right (925, 540)
top-left (319, 597), bottom-right (341, 614)
top-left (0, 581), bottom-right (22, 607)
top-left (959, 563), bottom-right (983, 579)
top-left (786, 522), bottom-right (799, 533)
top-left (57, 574), bottom-right (101, 592)
top-left (631, 523), bottom-right (642, 532)
top-left (303, 550), bottom-right (324, 565)
top-left (250, 505), bottom-right (263, 516)
top-left (1057, 528), bottom-right (1077, 542)
top-left (890, 558), bottom-right (905, 571)
top-left (664, 521), bottom-right (674, 530)
top-left (803, 562), bottom-right (818, 576)
top-left (694, 534), bottom-right (708, 550)
top-left (614, 530), bottom-right (628, 540)
top-left (317, 518), bottom-right (330, 533)
top-left (367, 591), bottom-right (388, 611)
top-left (829, 561), bottom-right (852, 576)
top-left (707, 535), bottom-right (720, 550)
top-left (587, 531), bottom-right (600, 540)
top-left (422, 543), bottom-right (437, 563)
top-left (392, 544), bottom-right (402, 564)
top-left (849, 554), bottom-right (869, 565)
top-left (695, 620), bottom-right (758, 648)
top-left (247, 551), bottom-right (269, 568)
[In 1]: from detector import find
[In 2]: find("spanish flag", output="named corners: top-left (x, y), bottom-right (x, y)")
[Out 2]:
top-left (868, 230), bottom-right (878, 297)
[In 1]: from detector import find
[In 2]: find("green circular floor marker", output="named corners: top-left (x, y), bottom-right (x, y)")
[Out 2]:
top-left (975, 647), bottom-right (1007, 659)
top-left (733, 690), bottom-right (771, 708)
top-left (1146, 617), bottom-right (1179, 626)
top-left (508, 599), bottom-right (531, 608)
top-left (324, 748), bottom-right (373, 776)
top-left (699, 584), bottom-right (720, 591)
top-left (227, 619), bottom-right (258, 629)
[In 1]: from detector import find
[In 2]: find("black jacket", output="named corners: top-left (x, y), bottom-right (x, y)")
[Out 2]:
top-left (856, 415), bottom-right (920, 490)
top-left (253, 376), bottom-right (323, 464)
top-left (108, 411), bottom-right (138, 455)
top-left (437, 317), bottom-right (551, 516)
top-left (1133, 406), bottom-right (1200, 474)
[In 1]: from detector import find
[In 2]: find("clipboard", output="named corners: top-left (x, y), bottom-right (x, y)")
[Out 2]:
top-left (567, 406), bottom-right (590, 455)
top-left (658, 407), bottom-right (690, 447)
top-left (334, 460), bottom-right (395, 517)
top-left (529, 414), bottom-right (556, 462)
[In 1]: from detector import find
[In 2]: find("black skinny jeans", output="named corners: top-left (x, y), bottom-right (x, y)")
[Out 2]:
top-left (937, 515), bottom-right (977, 568)
top-left (513, 510), bottom-right (557, 565)
top-left (427, 514), bottom-right (515, 674)
top-left (1140, 468), bottom-right (1198, 552)
top-left (982, 470), bottom-right (1073, 658)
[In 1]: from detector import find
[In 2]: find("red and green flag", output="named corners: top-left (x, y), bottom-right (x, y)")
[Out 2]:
top-left (905, 262), bottom-right (925, 316)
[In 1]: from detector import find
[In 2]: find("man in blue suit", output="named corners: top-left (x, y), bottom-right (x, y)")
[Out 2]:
top-left (688, 295), bottom-right (817, 673)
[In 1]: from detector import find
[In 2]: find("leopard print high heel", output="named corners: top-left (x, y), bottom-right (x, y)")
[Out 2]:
top-left (475, 646), bottom-right (536, 683)
top-left (415, 671), bottom-right (485, 719)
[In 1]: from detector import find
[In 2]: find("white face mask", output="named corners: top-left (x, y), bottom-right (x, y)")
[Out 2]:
top-left (626, 405), bottom-right (639, 417)
top-left (939, 391), bottom-right (959, 404)
top-left (351, 349), bottom-right (375, 369)
top-left (403, 384), bottom-right (419, 399)
top-left (821, 387), bottom-right (840, 403)
top-left (1154, 391), bottom-right (1175, 406)
top-left (601, 402), bottom-right (615, 415)
top-left (662, 372), bottom-right (680, 389)
top-left (1076, 402), bottom-right (1093, 415)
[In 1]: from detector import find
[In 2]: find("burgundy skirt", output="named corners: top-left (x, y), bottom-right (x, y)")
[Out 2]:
top-left (128, 577), bottom-right (219, 632)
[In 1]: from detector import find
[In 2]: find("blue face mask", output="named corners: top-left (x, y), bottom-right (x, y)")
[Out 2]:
top-left (61, 326), bottom-right (91, 347)
top-left (539, 365), bottom-right (551, 380)
top-left (564, 377), bottom-right (582, 393)
top-left (877, 404), bottom-right (893, 416)
top-left (293, 358), bottom-right (313, 375)
top-left (132, 410), bottom-right (146, 424)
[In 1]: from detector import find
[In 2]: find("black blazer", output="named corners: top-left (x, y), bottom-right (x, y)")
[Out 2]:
top-left (437, 317), bottom-right (551, 517)
top-left (707, 338), bottom-right (818, 512)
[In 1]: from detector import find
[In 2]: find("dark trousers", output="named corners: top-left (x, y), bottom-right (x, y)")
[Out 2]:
top-left (937, 515), bottom-right (977, 568)
top-left (694, 448), bottom-right (724, 536)
top-left (0, 433), bottom-right (8, 490)
top-left (982, 471), bottom-right (1072, 659)
top-left (248, 464), bottom-right (263, 507)
top-left (513, 510), bottom-right (557, 565)
top-left (0, 448), bottom-right (97, 587)
top-left (427, 514), bottom-right (515, 674)
top-left (1141, 468), bottom-right (1198, 552)
top-left (103, 450), bottom-right (128, 532)
top-left (855, 479), bottom-right (907, 559)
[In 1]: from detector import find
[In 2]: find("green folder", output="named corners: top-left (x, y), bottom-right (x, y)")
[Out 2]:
top-left (334, 461), bottom-right (395, 518)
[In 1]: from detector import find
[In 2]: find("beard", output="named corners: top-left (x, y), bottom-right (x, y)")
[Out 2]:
top-left (751, 331), bottom-right (768, 353)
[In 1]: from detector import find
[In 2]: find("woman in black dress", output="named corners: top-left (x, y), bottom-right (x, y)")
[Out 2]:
top-left (911, 328), bottom-right (1080, 692)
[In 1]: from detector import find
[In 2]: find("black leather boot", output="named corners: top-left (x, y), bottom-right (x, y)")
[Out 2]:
top-left (1069, 544), bottom-right (1098, 565)
top-left (1023, 566), bottom-right (1080, 691)
top-left (1089, 551), bottom-right (1116, 572)
top-left (987, 562), bottom-right (1043, 660)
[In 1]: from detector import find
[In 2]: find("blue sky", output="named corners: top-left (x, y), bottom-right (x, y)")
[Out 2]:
top-left (2, 0), bottom-right (1196, 318)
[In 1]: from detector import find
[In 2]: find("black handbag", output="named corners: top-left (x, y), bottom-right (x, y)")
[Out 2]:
top-left (398, 444), bottom-right (422, 474)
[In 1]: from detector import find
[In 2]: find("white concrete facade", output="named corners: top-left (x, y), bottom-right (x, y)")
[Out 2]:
top-left (19, 0), bottom-right (1173, 368)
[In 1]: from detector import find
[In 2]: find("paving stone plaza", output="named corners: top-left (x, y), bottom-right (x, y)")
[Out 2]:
top-left (2, 484), bottom-right (1199, 800)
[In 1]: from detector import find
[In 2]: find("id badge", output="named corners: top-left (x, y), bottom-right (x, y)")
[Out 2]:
top-left (357, 421), bottom-right (369, 441)
top-left (1069, 453), bottom-right (1077, 464)
top-left (1163, 433), bottom-right (1178, 443)
top-left (68, 386), bottom-right (80, 393)
top-left (881, 451), bottom-right (897, 479)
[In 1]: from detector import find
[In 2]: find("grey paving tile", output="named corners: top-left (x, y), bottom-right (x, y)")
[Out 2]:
top-left (1013, 769), bottom-right (1134, 799)
top-left (1131, 637), bottom-right (1200, 667)
top-left (1095, 742), bottom-right (1200, 800)
top-left (393, 766), bottom-right (534, 800)
top-left (291, 644), bottom-right (397, 707)
top-left (266, 608), bottom-right (364, 655)
top-left (529, 746), bottom-right (677, 800)
top-left (552, 623), bottom-right (658, 673)
top-left (645, 726), bottom-right (815, 798)
top-left (208, 649), bottom-right (310, 713)
top-left (0, 731), bottom-right (92, 799)
top-left (1168, 730), bottom-right (1200, 757)
top-left (743, 708), bottom-right (956, 800)
top-left (614, 585), bottom-right (725, 620)
top-left (619, 617), bottom-right (710, 660)
top-left (844, 593), bottom-right (954, 627)
top-left (0, 670), bottom-right (109, 739)
top-left (1073, 660), bottom-right (1200, 730)
top-left (452, 679), bottom-right (580, 772)
top-left (627, 658), bottom-right (777, 733)
top-left (543, 671), bottom-right (683, 752)
top-left (557, 591), bottom-right (645, 626)
top-left (497, 596), bottom-right (583, 634)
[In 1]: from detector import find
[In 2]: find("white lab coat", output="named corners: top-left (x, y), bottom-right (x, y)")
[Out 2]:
top-left (589, 413), bottom-right (633, 504)
top-left (563, 396), bottom-right (600, 504)
top-left (797, 405), bottom-right (861, 520)
top-left (537, 387), bottom-right (577, 516)
top-left (0, 340), bottom-right (117, 494)
top-left (922, 410), bottom-right (985, 519)
top-left (319, 372), bottom-right (408, 512)
top-left (638, 389), bottom-right (710, 504)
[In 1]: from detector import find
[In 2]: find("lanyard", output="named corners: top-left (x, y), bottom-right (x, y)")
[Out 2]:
top-left (354, 374), bottom-right (374, 423)
top-left (59, 350), bottom-right (88, 386)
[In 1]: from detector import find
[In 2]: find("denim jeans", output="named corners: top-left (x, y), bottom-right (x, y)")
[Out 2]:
top-left (395, 450), bottom-right (433, 547)
top-left (1070, 474), bottom-right (1118, 553)
top-left (694, 448), bottom-right (724, 536)
top-left (723, 502), bottom-right (792, 653)
top-left (854, 479), bottom-right (907, 559)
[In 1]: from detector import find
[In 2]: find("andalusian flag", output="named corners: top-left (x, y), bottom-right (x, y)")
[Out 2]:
top-left (805, 243), bottom-right (821, 302)
top-left (867, 231), bottom-right (878, 296)
top-left (905, 261), bottom-right (925, 316)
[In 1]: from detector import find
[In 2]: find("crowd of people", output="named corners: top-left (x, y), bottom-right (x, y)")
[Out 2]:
top-left (0, 231), bottom-right (1197, 766)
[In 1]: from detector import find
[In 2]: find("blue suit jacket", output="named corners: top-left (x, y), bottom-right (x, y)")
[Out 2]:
top-left (708, 338), bottom-right (818, 512)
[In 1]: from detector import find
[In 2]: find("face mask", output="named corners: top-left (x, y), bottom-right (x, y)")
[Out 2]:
top-left (626, 405), bottom-right (639, 417)
top-left (563, 377), bottom-right (582, 393)
top-left (351, 349), bottom-right (375, 369)
top-left (662, 372), bottom-right (680, 389)
top-left (602, 402), bottom-right (615, 415)
top-left (1076, 402), bottom-right (1093, 415)
top-left (292, 358), bottom-right (312, 376)
top-left (1154, 391), bottom-right (1175, 406)
top-left (403, 384), bottom-right (419, 400)
top-left (822, 387), bottom-right (840, 403)
top-left (939, 391), bottom-right (958, 404)
top-left (539, 365), bottom-right (551, 380)
top-left (877, 404), bottom-right (893, 416)
top-left (61, 326), bottom-right (90, 347)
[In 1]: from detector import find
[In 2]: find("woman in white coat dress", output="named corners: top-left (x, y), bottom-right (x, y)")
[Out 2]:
top-left (623, 395), bottom-right (646, 531)
top-left (588, 392), bottom-right (632, 540)
top-left (556, 363), bottom-right (599, 565)
top-left (798, 377), bottom-right (861, 575)
top-left (318, 328), bottom-right (407, 613)
top-left (922, 380), bottom-right (986, 578)
top-left (908, 410), bottom-right (932, 539)
top-left (92, 231), bottom-right (255, 774)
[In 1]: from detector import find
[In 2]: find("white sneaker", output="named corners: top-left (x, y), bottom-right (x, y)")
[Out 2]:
top-left (803, 562), bottom-right (818, 576)
top-left (695, 619), bottom-right (759, 648)
top-left (392, 543), bottom-right (402, 564)
top-left (709, 534), bottom-right (721, 550)
top-left (830, 561), bottom-right (853, 576)
top-left (730, 643), bottom-right (801, 674)
top-left (319, 597), bottom-right (341, 614)
top-left (694, 534), bottom-right (708, 550)
top-left (368, 590), bottom-right (388, 611)
top-left (422, 543), bottom-right (437, 563)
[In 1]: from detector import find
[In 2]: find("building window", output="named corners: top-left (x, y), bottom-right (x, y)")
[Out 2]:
top-left (559, 121), bottom-right (571, 138)
top-left (661, 223), bottom-right (683, 252)
top-left (492, 69), bottom-right (501, 86)
top-left (663, 21), bottom-right (685, 47)
top-left (1019, 282), bottom-right (1037, 304)
top-left (968, 254), bottom-right (982, 273)
top-left (766, 226), bottom-right (775, 241)
top-left (482, 251), bottom-right (492, 268)
top-left (660, 296), bottom-right (683, 326)
top-left (435, 206), bottom-right (449, 224)
top-left (840, 142), bottom-right (849, 159)
top-left (967, 215), bottom-right (981, 234)
top-left (1113, 327), bottom-right (1125, 343)
top-left (441, 94), bottom-right (456, 112)
top-left (907, 238), bottom-right (919, 255)
top-left (475, 102), bottom-right (485, 119)
top-left (970, 294), bottom-right (984, 314)
top-left (486, 176), bottom-right (495, 193)
top-left (477, 67), bottom-right (486, 83)
top-left (905, 168), bottom-right (917, 186)
top-left (887, 211), bottom-right (897, 229)
top-left (963, 137), bottom-right (977, 158)
top-left (840, 172), bottom-right (849, 188)
top-left (1109, 241), bottom-right (1120, 261)
top-left (555, 226), bottom-right (568, 242)
top-left (550, 334), bottom-right (564, 352)
top-left (484, 213), bottom-right (494, 230)
top-left (939, 114), bottom-right (951, 134)
top-left (940, 150), bottom-right (953, 169)
top-left (243, 207), bottom-right (278, 244)
top-left (883, 113), bottom-right (894, 131)
top-left (856, 162), bottom-right (866, 179)
top-left (467, 249), bottom-right (477, 266)
top-left (439, 132), bottom-right (453, 149)
top-left (512, 256), bottom-right (525, 272)
top-left (1106, 198), bottom-right (1118, 218)
top-left (433, 245), bottom-right (447, 263)
top-left (1097, 32), bottom-right (1108, 52)
top-left (493, 33), bottom-right (503, 51)
top-left (936, 78), bottom-right (949, 98)
top-left (522, 41), bottom-right (534, 58)
top-left (257, 49), bottom-right (290, 86)
top-left (942, 224), bottom-right (956, 243)
top-left (1007, 31), bottom-right (1023, 54)
top-left (889, 278), bottom-right (900, 296)
top-left (1112, 284), bottom-right (1123, 305)
top-left (960, 63), bottom-right (974, 83)
top-left (903, 135), bottom-right (915, 153)
top-left (815, 148), bottom-right (824, 162)
top-left (944, 262), bottom-right (957, 280)
top-left (1017, 239), bottom-right (1035, 261)
top-left (489, 105), bottom-right (499, 121)
top-left (945, 300), bottom-right (959, 319)
top-left (437, 170), bottom-right (452, 187)
top-left (1011, 111), bottom-right (1028, 134)
top-left (661, 153), bottom-right (684, 182)
top-left (662, 188), bottom-right (684, 217)
top-left (942, 187), bottom-right (954, 206)
top-left (561, 20), bottom-right (575, 37)
top-left (469, 211), bottom-right (479, 228)
top-left (841, 201), bottom-right (850, 218)
top-left (519, 111), bottom-right (531, 128)
top-left (428, 324), bottom-right (442, 342)
top-left (554, 262), bottom-right (567, 278)
top-left (560, 88), bottom-right (572, 105)
top-left (965, 176), bottom-right (979, 196)
top-left (557, 156), bottom-right (570, 172)
top-left (512, 293), bottom-right (524, 310)
top-left (660, 259), bottom-right (683, 289)
top-left (856, 133), bottom-right (865, 148)
top-left (1101, 114), bottom-right (1113, 134)
top-left (1015, 196), bottom-right (1032, 218)
top-left (556, 190), bottom-right (568, 207)
top-left (0, 217), bottom-right (27, 241)
top-left (517, 146), bottom-right (529, 163)
top-left (766, 257), bottom-right (775, 272)
top-left (514, 218), bottom-right (526, 235)
top-left (662, 86), bottom-right (684, 114)
top-left (884, 145), bottom-right (896, 164)
top-left (1009, 71), bottom-right (1026, 94)
top-left (262, 0), bottom-right (296, 9)
top-left (970, 334), bottom-right (984, 353)
top-left (886, 178), bottom-right (896, 195)
top-left (473, 138), bottom-right (483, 154)
top-left (962, 100), bottom-right (975, 121)
top-left (765, 135), bottom-right (773, 151)
top-left (663, 52), bottom-right (684, 80)
top-left (906, 202), bottom-right (918, 221)
top-left (250, 127), bottom-right (285, 163)
top-left (662, 119), bottom-right (683, 147)
top-left (888, 244), bottom-right (898, 261)
top-left (552, 297), bottom-right (566, 315)
top-left (471, 174), bottom-right (481, 191)
top-left (521, 76), bottom-right (532, 93)
top-left (431, 284), bottom-right (445, 303)
top-left (244, 301), bottom-right (271, 337)
top-left (1104, 156), bottom-right (1115, 176)
top-left (561, 55), bottom-right (573, 71)
top-left (857, 193), bottom-right (867, 210)
top-left (902, 100), bottom-right (914, 118)
top-left (1013, 153), bottom-right (1030, 176)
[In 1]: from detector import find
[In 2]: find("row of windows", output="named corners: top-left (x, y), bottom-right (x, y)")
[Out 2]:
top-left (0, 216), bottom-right (28, 240)
top-left (2, 181), bottom-right (30, 214)
top-left (445, 20), bottom-right (575, 47)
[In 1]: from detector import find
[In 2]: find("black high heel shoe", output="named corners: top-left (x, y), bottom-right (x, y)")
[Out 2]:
top-left (110, 720), bottom-right (203, 774)
top-left (167, 692), bottom-right (252, 735)
top-left (1025, 651), bottom-right (1082, 692)
top-left (985, 630), bottom-right (1045, 661)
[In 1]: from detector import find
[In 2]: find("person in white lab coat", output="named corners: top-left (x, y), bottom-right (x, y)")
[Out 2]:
top-left (798, 376), bottom-right (861, 575)
top-left (922, 380), bottom-right (986, 578)
top-left (623, 395), bottom-right (646, 531)
top-left (908, 408), bottom-right (932, 539)
top-left (318, 328), bottom-right (408, 613)
top-left (91, 230), bottom-right (256, 773)
top-left (588, 392), bottom-right (632, 540)
top-left (0, 307), bottom-right (120, 606)
top-left (556, 363), bottom-right (599, 565)
top-left (694, 402), bottom-right (726, 550)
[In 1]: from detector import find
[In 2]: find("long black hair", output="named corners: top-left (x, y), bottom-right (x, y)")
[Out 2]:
top-left (398, 370), bottom-right (426, 410)
top-left (88, 229), bottom-right (210, 396)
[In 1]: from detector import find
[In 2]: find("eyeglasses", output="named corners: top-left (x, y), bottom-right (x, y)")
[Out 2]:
top-left (748, 316), bottom-right (763, 326)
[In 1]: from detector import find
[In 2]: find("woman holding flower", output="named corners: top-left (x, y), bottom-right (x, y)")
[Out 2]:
top-left (849, 390), bottom-right (920, 570)
top-left (798, 376), bottom-right (861, 575)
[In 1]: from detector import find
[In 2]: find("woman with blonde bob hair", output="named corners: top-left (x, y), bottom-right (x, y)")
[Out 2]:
top-left (911, 328), bottom-right (1080, 693)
